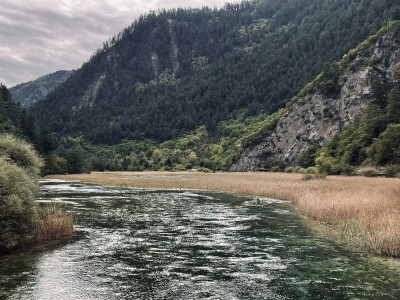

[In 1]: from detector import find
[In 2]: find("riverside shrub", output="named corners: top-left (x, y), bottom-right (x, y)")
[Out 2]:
top-left (0, 158), bottom-right (39, 252)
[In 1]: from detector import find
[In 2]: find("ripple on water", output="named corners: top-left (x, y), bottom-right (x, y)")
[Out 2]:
top-left (1, 179), bottom-right (400, 300)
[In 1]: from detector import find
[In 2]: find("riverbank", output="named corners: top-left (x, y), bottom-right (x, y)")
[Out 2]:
top-left (49, 171), bottom-right (400, 257)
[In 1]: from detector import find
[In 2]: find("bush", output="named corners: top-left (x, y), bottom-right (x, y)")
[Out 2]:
top-left (0, 158), bottom-right (39, 252)
top-left (0, 135), bottom-right (72, 253)
top-left (284, 166), bottom-right (295, 173)
top-left (0, 134), bottom-right (43, 177)
top-left (305, 166), bottom-right (318, 174)
top-left (356, 167), bottom-right (381, 177)
top-left (294, 166), bottom-right (306, 174)
top-left (302, 173), bottom-right (314, 181)
top-left (302, 171), bottom-right (327, 181)
top-left (384, 165), bottom-right (400, 178)
top-left (270, 166), bottom-right (281, 172)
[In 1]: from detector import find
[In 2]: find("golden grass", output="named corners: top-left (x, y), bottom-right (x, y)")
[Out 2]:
top-left (49, 171), bottom-right (400, 257)
top-left (34, 205), bottom-right (74, 243)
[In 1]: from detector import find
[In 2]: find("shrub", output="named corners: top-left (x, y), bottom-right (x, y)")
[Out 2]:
top-left (284, 166), bottom-right (295, 173)
top-left (305, 166), bottom-right (318, 174)
top-left (385, 165), bottom-right (400, 178)
top-left (270, 166), bottom-right (281, 172)
top-left (0, 135), bottom-right (73, 253)
top-left (302, 173), bottom-right (314, 181)
top-left (356, 167), bottom-right (381, 177)
top-left (294, 166), bottom-right (306, 174)
top-left (0, 158), bottom-right (39, 252)
top-left (302, 171), bottom-right (327, 181)
top-left (0, 134), bottom-right (43, 177)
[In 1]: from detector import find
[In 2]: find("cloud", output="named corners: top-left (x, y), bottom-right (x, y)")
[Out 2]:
top-left (0, 0), bottom-right (227, 87)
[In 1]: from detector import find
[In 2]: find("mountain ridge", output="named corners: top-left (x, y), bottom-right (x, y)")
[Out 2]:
top-left (32, 0), bottom-right (397, 145)
top-left (10, 70), bottom-right (73, 107)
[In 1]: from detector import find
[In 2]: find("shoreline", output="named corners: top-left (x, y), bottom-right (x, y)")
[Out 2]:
top-left (48, 171), bottom-right (400, 257)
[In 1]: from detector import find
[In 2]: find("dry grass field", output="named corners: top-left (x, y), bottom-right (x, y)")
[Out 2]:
top-left (49, 171), bottom-right (400, 257)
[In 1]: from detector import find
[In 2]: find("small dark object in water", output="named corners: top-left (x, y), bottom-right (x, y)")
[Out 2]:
top-left (257, 198), bottom-right (261, 205)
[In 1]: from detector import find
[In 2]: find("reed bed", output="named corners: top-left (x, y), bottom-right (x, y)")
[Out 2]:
top-left (50, 171), bottom-right (400, 257)
top-left (34, 204), bottom-right (74, 243)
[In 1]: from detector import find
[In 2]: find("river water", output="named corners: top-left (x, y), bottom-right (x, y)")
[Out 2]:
top-left (0, 179), bottom-right (399, 299)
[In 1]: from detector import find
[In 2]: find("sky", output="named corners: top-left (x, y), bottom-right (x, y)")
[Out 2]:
top-left (0, 0), bottom-right (227, 87)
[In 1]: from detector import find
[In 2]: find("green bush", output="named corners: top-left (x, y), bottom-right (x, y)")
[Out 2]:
top-left (270, 166), bottom-right (281, 172)
top-left (0, 158), bottom-right (39, 252)
top-left (356, 167), bottom-right (381, 177)
top-left (0, 134), bottom-right (43, 177)
top-left (302, 173), bottom-right (314, 180)
top-left (305, 166), bottom-right (318, 174)
top-left (302, 171), bottom-right (327, 181)
top-left (384, 165), bottom-right (400, 178)
top-left (284, 166), bottom-right (295, 173)
top-left (367, 124), bottom-right (400, 165)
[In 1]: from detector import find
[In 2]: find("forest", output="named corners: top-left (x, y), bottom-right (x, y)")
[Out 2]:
top-left (32, 0), bottom-right (397, 143)
top-left (1, 0), bottom-right (397, 175)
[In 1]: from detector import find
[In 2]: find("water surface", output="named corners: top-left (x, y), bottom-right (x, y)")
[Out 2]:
top-left (1, 179), bottom-right (399, 299)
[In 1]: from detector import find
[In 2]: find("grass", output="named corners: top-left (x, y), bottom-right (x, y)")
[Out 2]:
top-left (34, 204), bottom-right (74, 244)
top-left (49, 171), bottom-right (400, 257)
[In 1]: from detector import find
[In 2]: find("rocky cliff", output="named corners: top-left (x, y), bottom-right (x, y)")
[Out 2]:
top-left (231, 26), bottom-right (400, 171)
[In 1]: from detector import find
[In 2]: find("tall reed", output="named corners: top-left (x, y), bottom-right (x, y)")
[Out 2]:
top-left (50, 171), bottom-right (400, 257)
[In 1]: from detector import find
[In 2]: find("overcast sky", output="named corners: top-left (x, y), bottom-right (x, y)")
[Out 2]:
top-left (0, 0), bottom-right (227, 87)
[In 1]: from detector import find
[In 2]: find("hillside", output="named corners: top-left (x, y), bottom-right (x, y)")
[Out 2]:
top-left (0, 84), bottom-right (48, 153)
top-left (10, 70), bottom-right (73, 107)
top-left (231, 21), bottom-right (400, 172)
top-left (32, 0), bottom-right (398, 145)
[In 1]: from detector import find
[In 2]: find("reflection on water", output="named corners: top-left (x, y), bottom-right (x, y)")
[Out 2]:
top-left (1, 179), bottom-right (400, 299)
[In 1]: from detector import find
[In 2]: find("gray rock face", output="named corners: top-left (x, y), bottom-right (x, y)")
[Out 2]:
top-left (231, 32), bottom-right (400, 172)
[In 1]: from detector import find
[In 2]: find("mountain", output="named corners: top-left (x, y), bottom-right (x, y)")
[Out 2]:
top-left (231, 21), bottom-right (400, 172)
top-left (32, 0), bottom-right (398, 146)
top-left (10, 70), bottom-right (73, 107)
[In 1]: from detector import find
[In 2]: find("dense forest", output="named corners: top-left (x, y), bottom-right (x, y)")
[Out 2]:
top-left (0, 84), bottom-right (51, 155)
top-left (33, 0), bottom-right (398, 142)
top-left (27, 0), bottom-right (400, 174)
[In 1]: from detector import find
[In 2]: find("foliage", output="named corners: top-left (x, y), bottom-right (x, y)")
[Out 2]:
top-left (355, 167), bottom-right (381, 177)
top-left (367, 124), bottom-right (400, 165)
top-left (0, 84), bottom-right (52, 156)
top-left (32, 0), bottom-right (399, 146)
top-left (0, 134), bottom-right (43, 177)
top-left (296, 144), bottom-right (321, 168)
top-left (302, 171), bottom-right (326, 181)
top-left (384, 165), bottom-right (400, 178)
top-left (0, 158), bottom-right (39, 252)
top-left (0, 134), bottom-right (73, 253)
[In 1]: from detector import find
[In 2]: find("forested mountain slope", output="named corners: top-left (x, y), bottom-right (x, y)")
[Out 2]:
top-left (0, 84), bottom-right (48, 153)
top-left (231, 21), bottom-right (400, 172)
top-left (32, 0), bottom-right (398, 145)
top-left (10, 70), bottom-right (73, 107)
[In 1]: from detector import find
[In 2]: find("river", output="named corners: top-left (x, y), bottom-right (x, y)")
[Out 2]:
top-left (0, 179), bottom-right (399, 299)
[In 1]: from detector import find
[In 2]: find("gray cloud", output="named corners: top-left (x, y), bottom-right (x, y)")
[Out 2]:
top-left (0, 0), bottom-right (227, 87)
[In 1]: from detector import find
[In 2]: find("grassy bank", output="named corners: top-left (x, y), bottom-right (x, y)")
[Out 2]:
top-left (49, 171), bottom-right (400, 257)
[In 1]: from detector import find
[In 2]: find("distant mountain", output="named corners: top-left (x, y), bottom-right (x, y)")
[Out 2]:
top-left (10, 70), bottom-right (73, 107)
top-left (32, 0), bottom-right (398, 146)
